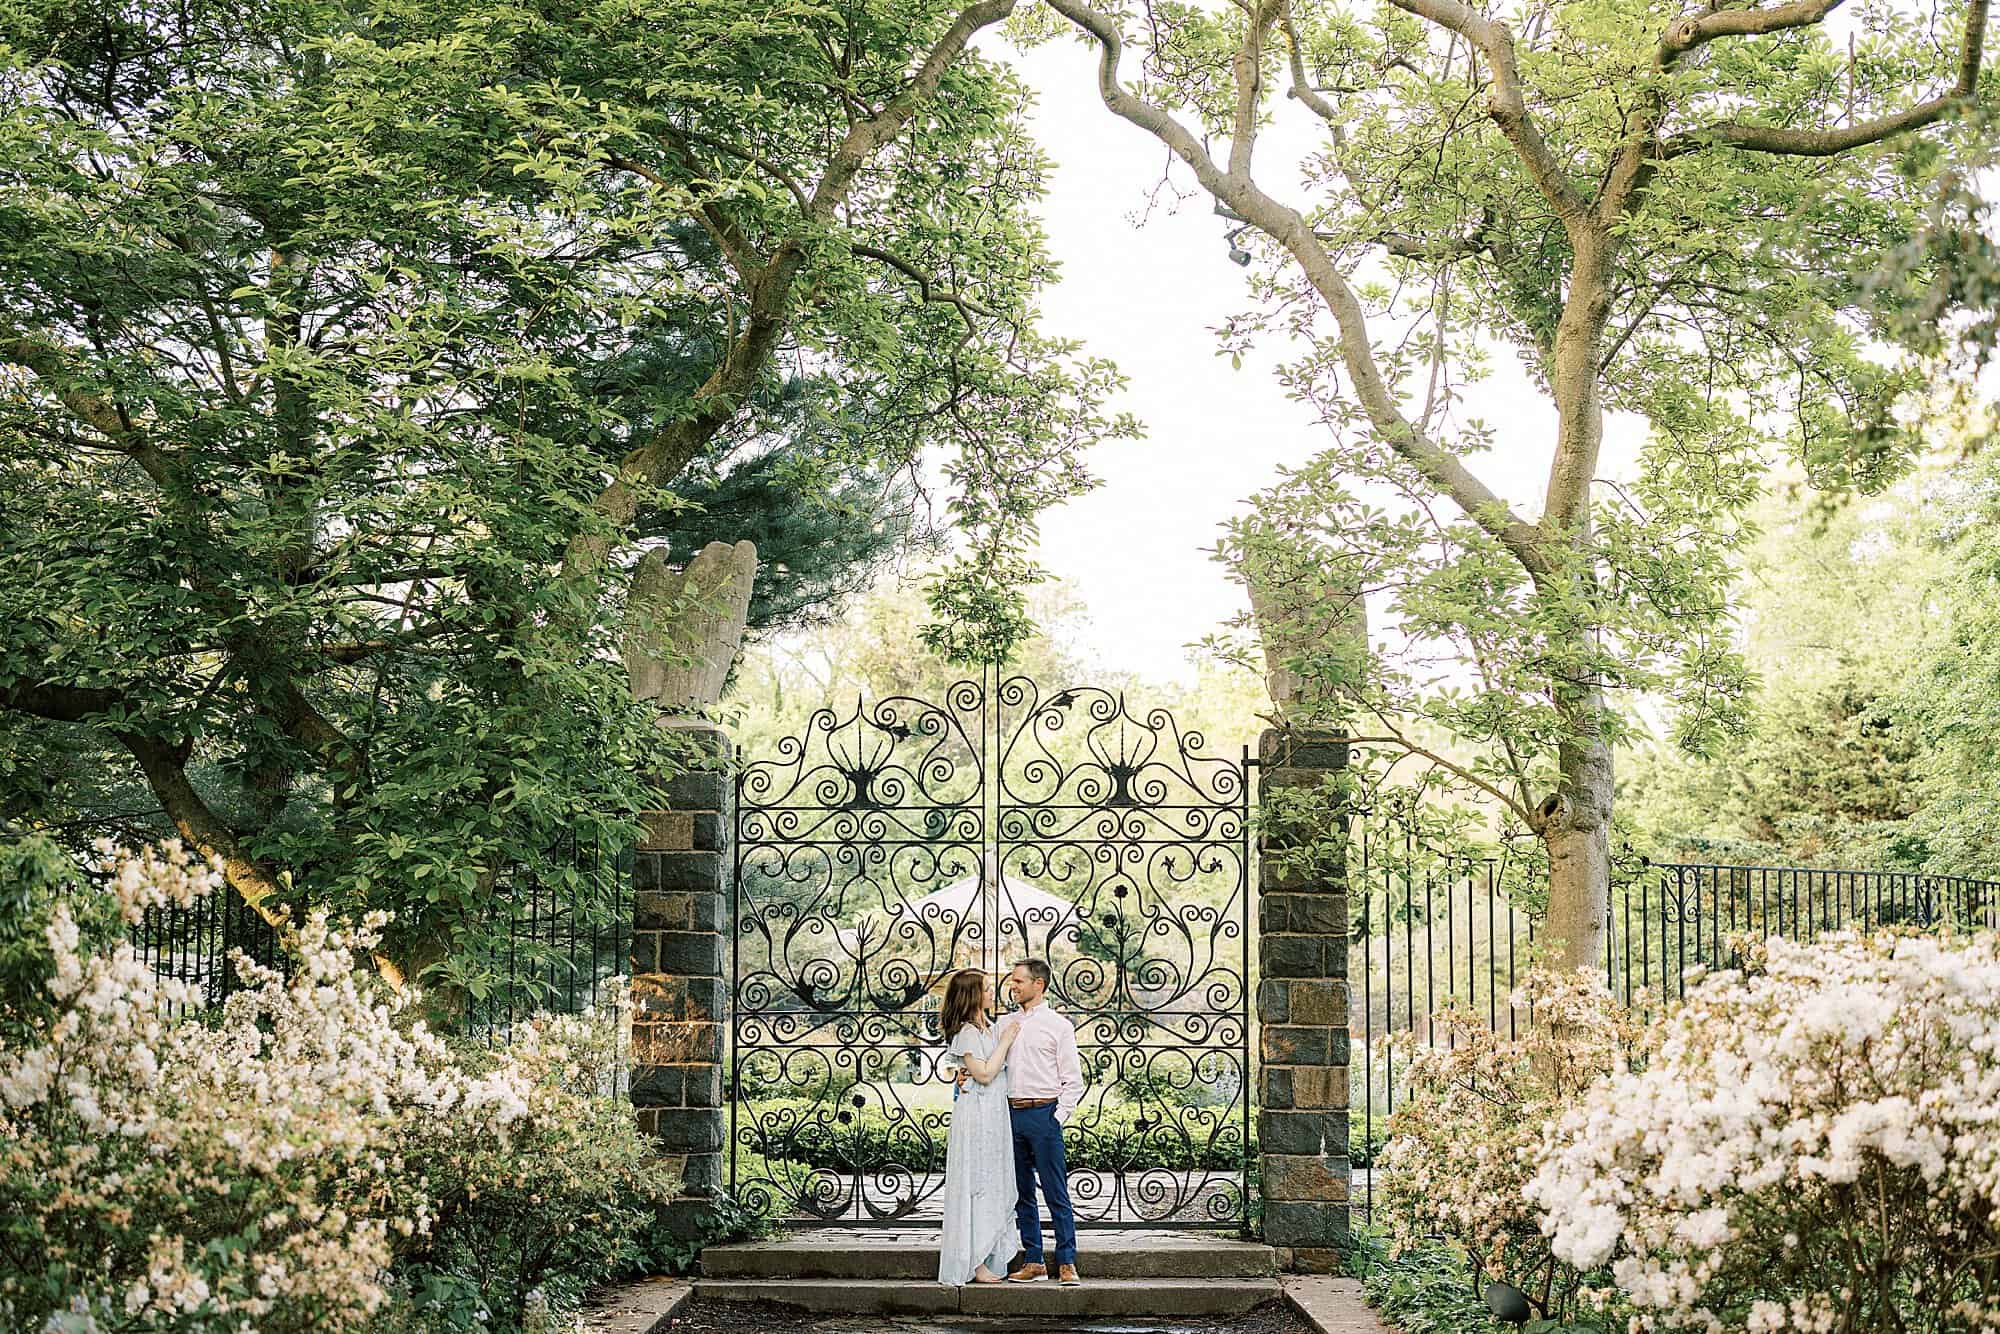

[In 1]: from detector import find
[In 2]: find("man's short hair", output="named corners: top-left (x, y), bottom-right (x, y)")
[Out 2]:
top-left (1016, 958), bottom-right (1052, 988)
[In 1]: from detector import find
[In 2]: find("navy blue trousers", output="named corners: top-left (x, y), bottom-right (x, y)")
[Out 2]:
top-left (1010, 1103), bottom-right (1077, 1266)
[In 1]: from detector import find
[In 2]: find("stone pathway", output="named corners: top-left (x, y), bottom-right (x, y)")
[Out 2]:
top-left (580, 1277), bottom-right (691, 1333)
top-left (1280, 1278), bottom-right (1394, 1334)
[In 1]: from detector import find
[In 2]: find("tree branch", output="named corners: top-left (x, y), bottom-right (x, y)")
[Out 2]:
top-left (809, 0), bottom-right (1021, 219)
top-left (1343, 724), bottom-right (1534, 822)
top-left (849, 243), bottom-right (999, 327)
top-left (117, 730), bottom-right (292, 925)
top-left (318, 621), bottom-right (460, 664)
top-left (1663, 0), bottom-right (1988, 156)
top-left (1280, 1), bottom-right (1343, 129)
top-left (1657, 0), bottom-right (1847, 68)
top-left (1048, 0), bottom-right (1550, 577)
top-left (668, 127), bottom-right (814, 213)
top-left (607, 149), bottom-right (765, 277)
top-left (0, 682), bottom-right (126, 722)
top-left (1230, 0), bottom-right (1282, 180)
top-left (1382, 225), bottom-right (1491, 260)
top-left (1, 332), bottom-right (192, 496)
top-left (558, 0), bottom-right (1022, 588)
top-left (3, 332), bottom-right (370, 804)
top-left (1668, 93), bottom-right (1976, 156)
top-left (1378, 0), bottom-right (1591, 232)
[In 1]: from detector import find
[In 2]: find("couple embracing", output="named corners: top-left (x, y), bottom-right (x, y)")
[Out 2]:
top-left (935, 959), bottom-right (1084, 1287)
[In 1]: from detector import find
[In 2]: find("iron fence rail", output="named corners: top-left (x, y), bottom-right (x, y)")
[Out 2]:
top-left (462, 828), bottom-right (630, 1044)
top-left (1350, 851), bottom-right (2000, 1220)
top-left (124, 889), bottom-right (287, 1015)
top-left (97, 788), bottom-right (2000, 1237)
top-left (110, 829), bottom-right (628, 1044)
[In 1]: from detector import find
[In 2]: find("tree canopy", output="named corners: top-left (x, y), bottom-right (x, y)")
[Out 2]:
top-left (1031, 0), bottom-right (1994, 962)
top-left (1625, 440), bottom-right (2000, 882)
top-left (0, 0), bottom-right (1130, 982)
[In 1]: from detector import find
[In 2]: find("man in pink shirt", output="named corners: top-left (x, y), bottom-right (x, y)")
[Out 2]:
top-left (991, 958), bottom-right (1084, 1285)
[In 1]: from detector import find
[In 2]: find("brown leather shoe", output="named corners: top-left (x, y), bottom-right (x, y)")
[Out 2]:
top-left (1005, 1262), bottom-right (1046, 1283)
top-left (1058, 1264), bottom-right (1081, 1286)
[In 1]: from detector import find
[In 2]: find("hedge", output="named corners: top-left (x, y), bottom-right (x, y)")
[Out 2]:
top-left (737, 1097), bottom-right (1382, 1174)
top-left (738, 1096), bottom-right (1246, 1172)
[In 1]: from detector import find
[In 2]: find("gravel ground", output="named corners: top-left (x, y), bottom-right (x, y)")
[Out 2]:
top-left (653, 1296), bottom-right (1316, 1334)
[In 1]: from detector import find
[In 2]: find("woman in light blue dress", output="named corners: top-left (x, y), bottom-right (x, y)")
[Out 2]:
top-left (936, 968), bottom-right (1020, 1285)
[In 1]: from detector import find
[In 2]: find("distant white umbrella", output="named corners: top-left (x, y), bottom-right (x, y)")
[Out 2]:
top-left (882, 850), bottom-right (1081, 962)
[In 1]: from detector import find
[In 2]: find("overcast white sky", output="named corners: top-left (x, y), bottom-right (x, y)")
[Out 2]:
top-left (992, 37), bottom-right (1650, 682)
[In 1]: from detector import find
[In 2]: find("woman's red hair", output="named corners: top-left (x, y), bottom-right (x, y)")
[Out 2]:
top-left (940, 968), bottom-right (986, 1042)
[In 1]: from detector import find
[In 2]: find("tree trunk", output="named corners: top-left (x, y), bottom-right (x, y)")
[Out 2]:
top-left (1537, 231), bottom-right (1616, 976)
top-left (1540, 718), bottom-right (1612, 973)
top-left (376, 929), bottom-right (470, 1028)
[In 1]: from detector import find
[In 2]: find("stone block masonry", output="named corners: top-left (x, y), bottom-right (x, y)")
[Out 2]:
top-left (629, 721), bottom-right (731, 1238)
top-left (1256, 728), bottom-right (1351, 1273)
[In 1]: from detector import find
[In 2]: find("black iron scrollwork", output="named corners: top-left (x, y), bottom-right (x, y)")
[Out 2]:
top-left (731, 675), bottom-right (1250, 1228)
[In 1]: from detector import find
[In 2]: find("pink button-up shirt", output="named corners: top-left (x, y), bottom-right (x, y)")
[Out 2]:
top-left (994, 1001), bottom-right (1084, 1124)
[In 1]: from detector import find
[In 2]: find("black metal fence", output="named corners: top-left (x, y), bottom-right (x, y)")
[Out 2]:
top-left (111, 830), bottom-right (629, 1046)
top-left (1349, 833), bottom-right (2000, 1219)
top-left (125, 890), bottom-right (288, 1015)
top-left (462, 828), bottom-right (631, 1044)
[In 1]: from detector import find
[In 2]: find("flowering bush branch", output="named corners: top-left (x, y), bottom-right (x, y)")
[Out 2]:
top-left (1377, 968), bottom-right (1644, 1324)
top-left (1529, 930), bottom-right (2000, 1333)
top-left (0, 840), bottom-right (676, 1333)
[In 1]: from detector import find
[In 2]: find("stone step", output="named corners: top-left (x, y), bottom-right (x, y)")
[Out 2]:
top-left (701, 1229), bottom-right (1278, 1280)
top-left (694, 1277), bottom-right (1285, 1318)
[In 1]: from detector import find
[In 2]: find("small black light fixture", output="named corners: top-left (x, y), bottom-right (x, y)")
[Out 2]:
top-left (1483, 1280), bottom-right (1534, 1324)
top-left (1224, 224), bottom-right (1252, 266)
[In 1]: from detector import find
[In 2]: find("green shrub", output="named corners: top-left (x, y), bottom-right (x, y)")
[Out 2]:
top-left (1347, 1121), bottom-right (1389, 1168)
top-left (740, 1096), bottom-right (1252, 1172)
top-left (738, 1096), bottom-right (1385, 1175)
top-left (1346, 1226), bottom-right (1503, 1334)
top-left (0, 834), bottom-right (118, 1044)
top-left (1116, 1062), bottom-right (1240, 1109)
top-left (1376, 971), bottom-right (1636, 1325)
top-left (619, 1186), bottom-right (776, 1279)
top-left (392, 1030), bottom-right (679, 1329)
top-left (0, 840), bottom-right (680, 1334)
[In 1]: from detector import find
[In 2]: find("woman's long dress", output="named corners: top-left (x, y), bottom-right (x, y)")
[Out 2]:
top-left (936, 1024), bottom-right (1018, 1285)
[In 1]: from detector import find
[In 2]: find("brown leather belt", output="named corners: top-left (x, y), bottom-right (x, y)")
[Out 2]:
top-left (1009, 1097), bottom-right (1057, 1109)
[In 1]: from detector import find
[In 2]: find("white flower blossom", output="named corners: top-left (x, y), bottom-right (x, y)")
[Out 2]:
top-left (1527, 929), bottom-right (2000, 1332)
top-left (2, 842), bottom-right (652, 1333)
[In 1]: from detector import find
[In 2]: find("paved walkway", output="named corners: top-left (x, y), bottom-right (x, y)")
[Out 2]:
top-left (586, 1228), bottom-right (1395, 1333)
top-left (580, 1277), bottom-right (689, 1333)
top-left (1282, 1277), bottom-right (1395, 1334)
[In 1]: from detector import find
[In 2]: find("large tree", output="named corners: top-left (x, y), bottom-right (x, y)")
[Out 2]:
top-left (1034, 0), bottom-right (1992, 964)
top-left (0, 0), bottom-right (1129, 983)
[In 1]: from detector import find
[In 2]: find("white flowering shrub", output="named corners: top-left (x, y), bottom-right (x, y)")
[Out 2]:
top-left (1529, 930), bottom-right (2000, 1333)
top-left (1377, 968), bottom-right (1641, 1322)
top-left (0, 841), bottom-right (677, 1333)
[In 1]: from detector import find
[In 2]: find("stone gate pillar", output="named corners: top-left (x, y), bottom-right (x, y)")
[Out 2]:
top-left (630, 721), bottom-right (732, 1238)
top-left (1256, 728), bottom-right (1351, 1272)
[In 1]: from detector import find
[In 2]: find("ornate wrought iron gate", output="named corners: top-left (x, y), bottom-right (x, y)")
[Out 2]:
top-left (730, 674), bottom-right (1251, 1228)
